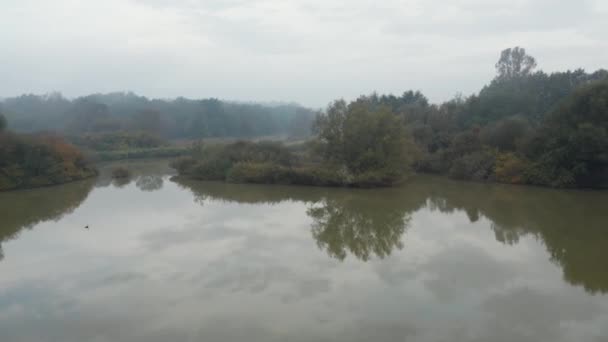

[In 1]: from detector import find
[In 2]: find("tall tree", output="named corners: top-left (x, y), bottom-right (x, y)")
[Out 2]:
top-left (495, 47), bottom-right (537, 79)
top-left (314, 98), bottom-right (418, 185)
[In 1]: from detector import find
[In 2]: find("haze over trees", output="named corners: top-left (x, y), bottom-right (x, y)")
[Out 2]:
top-left (1, 46), bottom-right (607, 189)
top-left (0, 113), bottom-right (6, 132)
top-left (0, 93), bottom-right (316, 139)
top-left (172, 96), bottom-right (419, 187)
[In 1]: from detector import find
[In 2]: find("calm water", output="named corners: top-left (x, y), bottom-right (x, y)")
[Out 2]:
top-left (1, 160), bottom-right (608, 342)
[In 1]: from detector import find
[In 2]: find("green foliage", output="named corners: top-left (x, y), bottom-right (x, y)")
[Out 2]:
top-left (226, 162), bottom-right (284, 184)
top-left (69, 132), bottom-right (166, 151)
top-left (173, 134), bottom-right (411, 187)
top-left (458, 69), bottom-right (606, 127)
top-left (480, 117), bottom-right (529, 151)
top-left (225, 162), bottom-right (349, 186)
top-left (4, 46), bottom-right (606, 189)
top-left (448, 149), bottom-right (496, 182)
top-left (524, 81), bottom-right (608, 188)
top-left (377, 47), bottom-right (608, 189)
top-left (173, 141), bottom-right (295, 181)
top-left (313, 98), bottom-right (418, 185)
top-left (170, 157), bottom-right (198, 175)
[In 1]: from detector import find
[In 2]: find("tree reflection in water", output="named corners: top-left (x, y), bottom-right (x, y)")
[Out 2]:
top-left (308, 195), bottom-right (410, 261)
top-left (415, 177), bottom-right (608, 295)
top-left (0, 179), bottom-right (95, 261)
top-left (174, 175), bottom-right (608, 294)
top-left (173, 177), bottom-right (421, 261)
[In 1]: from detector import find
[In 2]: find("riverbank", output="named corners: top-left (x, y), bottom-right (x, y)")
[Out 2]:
top-left (0, 132), bottom-right (98, 192)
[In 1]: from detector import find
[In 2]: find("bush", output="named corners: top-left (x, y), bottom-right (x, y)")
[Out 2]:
top-left (449, 149), bottom-right (496, 181)
top-left (173, 141), bottom-right (294, 181)
top-left (111, 167), bottom-right (131, 179)
top-left (0, 132), bottom-right (97, 191)
top-left (524, 159), bottom-right (576, 188)
top-left (494, 152), bottom-right (528, 184)
top-left (70, 132), bottom-right (166, 151)
top-left (226, 162), bottom-right (285, 184)
top-left (170, 157), bottom-right (198, 175)
top-left (226, 162), bottom-right (358, 187)
top-left (191, 159), bottom-right (233, 181)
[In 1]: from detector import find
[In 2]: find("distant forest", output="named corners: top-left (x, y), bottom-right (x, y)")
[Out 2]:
top-left (2, 47), bottom-right (608, 189)
top-left (0, 93), bottom-right (315, 139)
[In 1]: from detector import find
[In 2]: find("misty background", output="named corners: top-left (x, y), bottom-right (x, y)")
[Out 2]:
top-left (1, 0), bottom-right (607, 107)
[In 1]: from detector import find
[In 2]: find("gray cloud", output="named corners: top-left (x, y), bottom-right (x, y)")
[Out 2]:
top-left (0, 0), bottom-right (606, 107)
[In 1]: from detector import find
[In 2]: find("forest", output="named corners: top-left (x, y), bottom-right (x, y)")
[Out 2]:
top-left (174, 48), bottom-right (608, 188)
top-left (2, 47), bottom-right (607, 189)
top-left (0, 94), bottom-right (315, 139)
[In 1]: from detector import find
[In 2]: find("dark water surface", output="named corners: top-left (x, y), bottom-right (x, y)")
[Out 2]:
top-left (1, 160), bottom-right (608, 342)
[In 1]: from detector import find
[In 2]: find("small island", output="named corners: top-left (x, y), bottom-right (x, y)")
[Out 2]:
top-left (171, 98), bottom-right (415, 187)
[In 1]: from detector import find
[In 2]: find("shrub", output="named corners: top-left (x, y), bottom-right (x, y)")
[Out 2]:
top-left (226, 162), bottom-right (284, 184)
top-left (449, 149), bottom-right (496, 181)
top-left (70, 132), bottom-right (166, 151)
top-left (111, 167), bottom-right (131, 179)
top-left (226, 162), bottom-right (354, 187)
top-left (172, 141), bottom-right (294, 181)
top-left (0, 132), bottom-right (97, 191)
top-left (170, 157), bottom-right (198, 175)
top-left (494, 152), bottom-right (528, 184)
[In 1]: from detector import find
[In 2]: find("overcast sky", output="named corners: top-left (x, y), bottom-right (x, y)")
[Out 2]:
top-left (1, 0), bottom-right (607, 107)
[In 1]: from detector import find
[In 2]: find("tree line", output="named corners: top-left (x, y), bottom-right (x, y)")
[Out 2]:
top-left (2, 46), bottom-right (607, 189)
top-left (0, 93), bottom-right (315, 139)
top-left (174, 47), bottom-right (608, 188)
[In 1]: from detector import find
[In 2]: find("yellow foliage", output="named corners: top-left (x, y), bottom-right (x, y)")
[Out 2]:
top-left (494, 152), bottom-right (527, 184)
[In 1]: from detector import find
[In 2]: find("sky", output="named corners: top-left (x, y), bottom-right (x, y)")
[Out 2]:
top-left (1, 0), bottom-right (607, 108)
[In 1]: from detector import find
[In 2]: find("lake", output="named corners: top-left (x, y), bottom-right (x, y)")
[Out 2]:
top-left (1, 160), bottom-right (608, 342)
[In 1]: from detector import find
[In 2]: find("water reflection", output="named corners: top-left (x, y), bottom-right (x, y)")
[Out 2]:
top-left (0, 179), bottom-right (94, 260)
top-left (412, 178), bottom-right (608, 294)
top-left (0, 159), bottom-right (172, 262)
top-left (2, 168), bottom-right (608, 341)
top-left (135, 175), bottom-right (164, 192)
top-left (173, 178), bottom-right (423, 261)
top-left (308, 195), bottom-right (410, 261)
top-left (96, 160), bottom-right (172, 191)
top-left (174, 175), bottom-right (608, 294)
